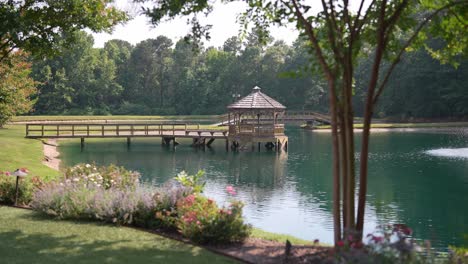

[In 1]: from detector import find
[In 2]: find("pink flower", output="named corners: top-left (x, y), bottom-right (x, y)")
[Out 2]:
top-left (226, 210), bottom-right (232, 215)
top-left (226, 185), bottom-right (236, 195)
top-left (5, 171), bottom-right (11, 176)
top-left (185, 194), bottom-right (196, 205)
top-left (336, 240), bottom-right (345, 247)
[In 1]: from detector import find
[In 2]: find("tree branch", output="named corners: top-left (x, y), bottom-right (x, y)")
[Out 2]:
top-left (321, 0), bottom-right (344, 62)
top-left (290, 0), bottom-right (333, 79)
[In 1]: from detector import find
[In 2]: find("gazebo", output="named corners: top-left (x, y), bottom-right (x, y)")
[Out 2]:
top-left (227, 86), bottom-right (288, 151)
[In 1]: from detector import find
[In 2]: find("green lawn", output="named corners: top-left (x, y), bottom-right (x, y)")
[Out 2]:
top-left (0, 206), bottom-right (237, 264)
top-left (12, 115), bottom-right (223, 122)
top-left (0, 125), bottom-right (59, 181)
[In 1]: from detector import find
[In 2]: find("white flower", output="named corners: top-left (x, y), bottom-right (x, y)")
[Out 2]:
top-left (96, 184), bottom-right (101, 187)
top-left (72, 178), bottom-right (79, 182)
top-left (85, 164), bottom-right (91, 168)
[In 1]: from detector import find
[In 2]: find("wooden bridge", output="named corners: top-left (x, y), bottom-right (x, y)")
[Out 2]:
top-left (214, 111), bottom-right (331, 126)
top-left (25, 123), bottom-right (228, 150)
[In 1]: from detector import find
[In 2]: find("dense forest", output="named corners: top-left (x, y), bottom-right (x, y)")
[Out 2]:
top-left (29, 30), bottom-right (467, 119)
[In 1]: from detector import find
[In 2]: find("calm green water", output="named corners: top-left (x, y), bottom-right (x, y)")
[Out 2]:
top-left (60, 127), bottom-right (468, 250)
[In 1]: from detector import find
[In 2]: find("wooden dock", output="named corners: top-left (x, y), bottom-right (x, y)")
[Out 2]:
top-left (25, 123), bottom-right (228, 149)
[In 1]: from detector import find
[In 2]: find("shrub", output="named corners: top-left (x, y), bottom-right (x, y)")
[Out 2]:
top-left (31, 165), bottom-right (251, 245)
top-left (174, 170), bottom-right (205, 194)
top-left (64, 163), bottom-right (140, 190)
top-left (32, 165), bottom-right (192, 228)
top-left (175, 194), bottom-right (251, 244)
top-left (334, 224), bottom-right (455, 264)
top-left (0, 170), bottom-right (43, 205)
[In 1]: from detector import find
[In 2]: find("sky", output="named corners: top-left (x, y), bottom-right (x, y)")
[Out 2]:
top-left (92, 1), bottom-right (299, 48)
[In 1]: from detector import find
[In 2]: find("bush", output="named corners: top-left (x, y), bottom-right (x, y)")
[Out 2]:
top-left (64, 163), bottom-right (140, 190)
top-left (175, 194), bottom-right (251, 244)
top-left (31, 165), bottom-right (251, 245)
top-left (114, 102), bottom-right (151, 115)
top-left (334, 224), bottom-right (456, 264)
top-left (33, 164), bottom-right (192, 228)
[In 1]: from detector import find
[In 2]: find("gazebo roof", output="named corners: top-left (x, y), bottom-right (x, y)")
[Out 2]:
top-left (227, 86), bottom-right (286, 110)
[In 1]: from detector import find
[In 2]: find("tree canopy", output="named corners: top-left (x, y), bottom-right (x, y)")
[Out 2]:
top-left (0, 0), bottom-right (127, 63)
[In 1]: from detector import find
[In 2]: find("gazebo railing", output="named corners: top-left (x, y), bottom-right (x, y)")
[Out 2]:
top-left (229, 124), bottom-right (284, 136)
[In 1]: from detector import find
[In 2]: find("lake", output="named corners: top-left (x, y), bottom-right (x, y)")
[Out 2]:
top-left (60, 127), bottom-right (468, 251)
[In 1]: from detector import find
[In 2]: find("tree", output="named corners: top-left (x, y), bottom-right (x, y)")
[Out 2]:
top-left (125, 37), bottom-right (173, 112)
top-left (139, 0), bottom-right (468, 244)
top-left (33, 31), bottom-right (124, 115)
top-left (0, 51), bottom-right (36, 127)
top-left (0, 0), bottom-right (127, 64)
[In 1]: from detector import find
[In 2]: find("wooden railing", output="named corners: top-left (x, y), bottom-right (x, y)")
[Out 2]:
top-left (228, 124), bottom-right (284, 137)
top-left (25, 123), bottom-right (218, 138)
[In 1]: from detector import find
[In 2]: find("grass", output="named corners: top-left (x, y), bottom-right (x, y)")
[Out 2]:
top-left (0, 206), bottom-right (237, 264)
top-left (251, 228), bottom-right (322, 246)
top-left (0, 125), bottom-right (59, 181)
top-left (12, 115), bottom-right (223, 122)
top-left (313, 122), bottom-right (468, 130)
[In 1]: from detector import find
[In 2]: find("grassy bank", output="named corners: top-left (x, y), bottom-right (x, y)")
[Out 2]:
top-left (0, 125), bottom-right (59, 180)
top-left (312, 121), bottom-right (468, 130)
top-left (12, 115), bottom-right (222, 122)
top-left (0, 206), bottom-right (236, 264)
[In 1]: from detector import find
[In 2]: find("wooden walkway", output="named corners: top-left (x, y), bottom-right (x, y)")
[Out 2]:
top-left (25, 123), bottom-right (227, 139)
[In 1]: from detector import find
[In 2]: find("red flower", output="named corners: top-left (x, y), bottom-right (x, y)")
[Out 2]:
top-left (351, 241), bottom-right (364, 249)
top-left (371, 236), bottom-right (384, 243)
top-left (336, 240), bottom-right (345, 247)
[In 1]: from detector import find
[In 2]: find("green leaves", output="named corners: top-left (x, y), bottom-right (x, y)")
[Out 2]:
top-left (0, 0), bottom-right (128, 63)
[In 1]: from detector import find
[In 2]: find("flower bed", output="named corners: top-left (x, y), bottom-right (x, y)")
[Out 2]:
top-left (31, 164), bottom-right (251, 244)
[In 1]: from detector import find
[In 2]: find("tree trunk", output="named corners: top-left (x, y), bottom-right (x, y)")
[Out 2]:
top-left (357, 1), bottom-right (388, 236)
top-left (328, 77), bottom-right (342, 243)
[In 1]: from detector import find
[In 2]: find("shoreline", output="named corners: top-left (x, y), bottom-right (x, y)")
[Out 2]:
top-left (310, 126), bottom-right (468, 133)
top-left (42, 139), bottom-right (60, 171)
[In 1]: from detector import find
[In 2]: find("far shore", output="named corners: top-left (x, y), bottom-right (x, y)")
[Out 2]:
top-left (311, 126), bottom-right (468, 133)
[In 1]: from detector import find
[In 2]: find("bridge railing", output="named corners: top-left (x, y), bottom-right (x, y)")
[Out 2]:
top-left (25, 123), bottom-right (205, 138)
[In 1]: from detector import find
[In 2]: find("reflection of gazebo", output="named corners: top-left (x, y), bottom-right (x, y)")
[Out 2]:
top-left (227, 86), bottom-right (288, 151)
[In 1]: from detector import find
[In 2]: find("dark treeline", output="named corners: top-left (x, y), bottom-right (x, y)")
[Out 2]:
top-left (30, 30), bottom-right (467, 119)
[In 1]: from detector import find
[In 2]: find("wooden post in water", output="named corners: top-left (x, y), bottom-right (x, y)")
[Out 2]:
top-left (80, 138), bottom-right (85, 151)
top-left (127, 137), bottom-right (131, 148)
